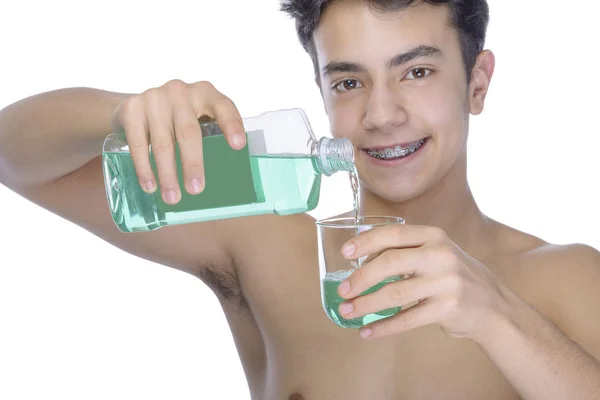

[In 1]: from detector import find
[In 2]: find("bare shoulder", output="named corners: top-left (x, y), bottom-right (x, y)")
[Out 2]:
top-left (519, 241), bottom-right (600, 293)
top-left (532, 241), bottom-right (600, 266)
top-left (486, 220), bottom-right (600, 353)
top-left (489, 221), bottom-right (599, 280)
top-left (231, 212), bottom-right (318, 260)
top-left (513, 238), bottom-right (600, 357)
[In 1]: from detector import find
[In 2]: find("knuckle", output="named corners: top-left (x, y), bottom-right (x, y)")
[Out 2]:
top-left (120, 95), bottom-right (139, 115)
top-left (391, 225), bottom-right (404, 242)
top-left (142, 88), bottom-right (164, 108)
top-left (388, 282), bottom-right (407, 304)
top-left (380, 316), bottom-right (395, 335)
top-left (430, 226), bottom-right (448, 242)
top-left (175, 121), bottom-right (201, 141)
top-left (444, 297), bottom-right (461, 317)
top-left (191, 81), bottom-right (217, 104)
top-left (183, 159), bottom-right (204, 172)
top-left (164, 78), bottom-right (188, 92)
top-left (156, 165), bottom-right (177, 181)
top-left (128, 139), bottom-right (149, 152)
top-left (435, 243), bottom-right (457, 264)
top-left (150, 134), bottom-right (174, 152)
top-left (360, 233), bottom-right (375, 250)
top-left (382, 249), bottom-right (398, 266)
top-left (194, 80), bottom-right (215, 91)
top-left (213, 96), bottom-right (236, 113)
top-left (134, 170), bottom-right (153, 182)
top-left (402, 312), bottom-right (414, 329)
top-left (143, 87), bottom-right (161, 100)
top-left (130, 157), bottom-right (151, 174)
top-left (220, 118), bottom-right (244, 135)
top-left (351, 267), bottom-right (367, 285)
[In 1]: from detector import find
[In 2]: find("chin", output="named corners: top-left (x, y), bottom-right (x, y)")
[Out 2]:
top-left (360, 177), bottom-right (431, 205)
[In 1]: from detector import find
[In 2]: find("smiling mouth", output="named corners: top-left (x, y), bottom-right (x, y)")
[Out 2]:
top-left (365, 138), bottom-right (428, 160)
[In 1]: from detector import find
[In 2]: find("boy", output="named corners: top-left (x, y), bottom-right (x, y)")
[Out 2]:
top-left (1, 1), bottom-right (599, 398)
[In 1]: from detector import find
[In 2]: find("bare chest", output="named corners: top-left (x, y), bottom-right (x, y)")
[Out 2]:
top-left (261, 322), bottom-right (521, 400)
top-left (220, 235), bottom-right (524, 400)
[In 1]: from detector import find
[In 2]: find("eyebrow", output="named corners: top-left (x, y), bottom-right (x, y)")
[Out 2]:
top-left (321, 45), bottom-right (443, 76)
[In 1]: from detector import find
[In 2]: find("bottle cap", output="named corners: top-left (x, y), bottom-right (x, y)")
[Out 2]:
top-left (317, 137), bottom-right (355, 176)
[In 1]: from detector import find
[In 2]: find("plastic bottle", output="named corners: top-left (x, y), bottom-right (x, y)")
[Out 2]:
top-left (102, 108), bottom-right (355, 232)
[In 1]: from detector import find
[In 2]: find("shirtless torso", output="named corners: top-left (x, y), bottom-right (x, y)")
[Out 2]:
top-left (3, 159), bottom-right (597, 399)
top-left (195, 212), bottom-right (592, 400)
top-left (1, 1), bottom-right (599, 399)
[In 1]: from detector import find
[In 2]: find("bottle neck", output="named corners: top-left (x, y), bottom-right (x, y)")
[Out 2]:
top-left (313, 137), bottom-right (355, 176)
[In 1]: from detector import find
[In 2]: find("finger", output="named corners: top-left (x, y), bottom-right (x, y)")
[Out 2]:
top-left (342, 224), bottom-right (449, 259)
top-left (359, 298), bottom-right (442, 339)
top-left (145, 90), bottom-right (180, 205)
top-left (339, 275), bottom-right (434, 319)
top-left (121, 98), bottom-right (155, 193)
top-left (192, 82), bottom-right (246, 150)
top-left (338, 248), bottom-right (424, 299)
top-left (172, 96), bottom-right (205, 195)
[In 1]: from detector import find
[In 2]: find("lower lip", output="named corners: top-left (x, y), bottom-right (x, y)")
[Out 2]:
top-left (362, 138), bottom-right (429, 167)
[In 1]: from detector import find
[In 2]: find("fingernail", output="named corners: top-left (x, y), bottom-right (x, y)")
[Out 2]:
top-left (339, 302), bottom-right (354, 316)
top-left (360, 328), bottom-right (372, 338)
top-left (338, 280), bottom-right (350, 296)
top-left (189, 178), bottom-right (203, 194)
top-left (231, 133), bottom-right (245, 148)
top-left (164, 189), bottom-right (178, 204)
top-left (342, 243), bottom-right (356, 257)
top-left (144, 180), bottom-right (155, 192)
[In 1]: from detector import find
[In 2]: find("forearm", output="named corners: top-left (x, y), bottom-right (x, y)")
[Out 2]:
top-left (0, 87), bottom-right (129, 186)
top-left (478, 289), bottom-right (600, 400)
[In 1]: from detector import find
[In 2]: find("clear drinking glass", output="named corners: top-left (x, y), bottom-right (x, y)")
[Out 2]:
top-left (316, 216), bottom-right (406, 329)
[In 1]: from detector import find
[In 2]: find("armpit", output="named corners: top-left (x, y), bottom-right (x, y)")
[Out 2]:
top-left (199, 267), bottom-right (250, 311)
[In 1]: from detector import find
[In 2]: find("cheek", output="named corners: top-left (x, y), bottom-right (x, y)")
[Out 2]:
top-left (326, 95), bottom-right (364, 140)
top-left (407, 81), bottom-right (467, 142)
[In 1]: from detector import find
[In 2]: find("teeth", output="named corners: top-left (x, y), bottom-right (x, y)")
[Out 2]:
top-left (367, 139), bottom-right (425, 160)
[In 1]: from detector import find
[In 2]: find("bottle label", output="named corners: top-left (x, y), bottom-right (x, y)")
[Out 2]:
top-left (153, 134), bottom-right (259, 213)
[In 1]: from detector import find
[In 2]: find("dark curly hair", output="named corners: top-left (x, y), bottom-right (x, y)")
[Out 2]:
top-left (280, 0), bottom-right (489, 81)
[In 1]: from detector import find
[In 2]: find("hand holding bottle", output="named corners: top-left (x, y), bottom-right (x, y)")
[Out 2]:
top-left (110, 79), bottom-right (246, 205)
top-left (104, 87), bottom-right (355, 232)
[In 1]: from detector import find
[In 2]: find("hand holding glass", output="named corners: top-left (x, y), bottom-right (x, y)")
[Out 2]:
top-left (317, 216), bottom-right (406, 329)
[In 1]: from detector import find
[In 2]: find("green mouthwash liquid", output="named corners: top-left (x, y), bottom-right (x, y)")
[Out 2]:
top-left (321, 269), bottom-right (403, 328)
top-left (103, 135), bottom-right (323, 232)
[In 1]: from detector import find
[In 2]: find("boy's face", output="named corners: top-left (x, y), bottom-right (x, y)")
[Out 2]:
top-left (313, 1), bottom-right (493, 202)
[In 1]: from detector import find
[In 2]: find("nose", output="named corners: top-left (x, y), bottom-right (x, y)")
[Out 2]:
top-left (362, 83), bottom-right (408, 132)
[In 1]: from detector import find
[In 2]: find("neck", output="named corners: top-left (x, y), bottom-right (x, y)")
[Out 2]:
top-left (359, 152), bottom-right (496, 259)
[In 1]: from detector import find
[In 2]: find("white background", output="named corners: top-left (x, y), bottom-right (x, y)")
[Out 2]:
top-left (1, 1), bottom-right (598, 399)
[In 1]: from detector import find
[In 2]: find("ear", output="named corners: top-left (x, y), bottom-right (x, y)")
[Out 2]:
top-left (468, 50), bottom-right (495, 115)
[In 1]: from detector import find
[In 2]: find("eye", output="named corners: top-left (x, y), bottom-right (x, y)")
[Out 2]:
top-left (333, 79), bottom-right (363, 92)
top-left (405, 68), bottom-right (432, 80)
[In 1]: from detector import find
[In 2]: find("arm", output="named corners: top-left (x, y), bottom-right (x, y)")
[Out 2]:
top-left (0, 87), bottom-right (126, 186)
top-left (0, 85), bottom-right (251, 277)
top-left (478, 244), bottom-right (600, 400)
